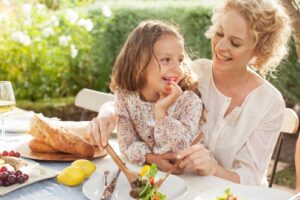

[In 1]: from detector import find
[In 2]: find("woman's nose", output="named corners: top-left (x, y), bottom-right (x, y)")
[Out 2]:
top-left (215, 38), bottom-right (228, 51)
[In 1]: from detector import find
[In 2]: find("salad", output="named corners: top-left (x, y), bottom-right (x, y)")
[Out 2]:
top-left (215, 188), bottom-right (240, 200)
top-left (130, 164), bottom-right (166, 200)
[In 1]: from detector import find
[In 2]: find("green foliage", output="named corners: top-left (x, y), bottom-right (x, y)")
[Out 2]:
top-left (271, 39), bottom-right (300, 105)
top-left (0, 2), bottom-right (106, 100)
top-left (274, 165), bottom-right (296, 189)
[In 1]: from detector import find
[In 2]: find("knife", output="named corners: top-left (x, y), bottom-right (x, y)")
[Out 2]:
top-left (101, 169), bottom-right (121, 200)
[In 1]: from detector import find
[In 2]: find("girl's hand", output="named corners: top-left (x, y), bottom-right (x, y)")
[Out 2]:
top-left (145, 152), bottom-right (183, 174)
top-left (177, 143), bottom-right (217, 176)
top-left (155, 82), bottom-right (182, 120)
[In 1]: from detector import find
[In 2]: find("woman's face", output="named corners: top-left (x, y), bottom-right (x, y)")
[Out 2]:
top-left (141, 35), bottom-right (184, 101)
top-left (211, 9), bottom-right (256, 73)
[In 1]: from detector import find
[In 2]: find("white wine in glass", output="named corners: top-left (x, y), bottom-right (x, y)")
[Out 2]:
top-left (0, 81), bottom-right (16, 149)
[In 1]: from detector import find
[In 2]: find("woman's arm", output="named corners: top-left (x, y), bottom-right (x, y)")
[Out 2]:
top-left (177, 143), bottom-right (240, 183)
top-left (89, 101), bottom-right (117, 148)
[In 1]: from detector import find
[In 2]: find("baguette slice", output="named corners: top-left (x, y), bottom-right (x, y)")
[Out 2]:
top-left (28, 115), bottom-right (95, 157)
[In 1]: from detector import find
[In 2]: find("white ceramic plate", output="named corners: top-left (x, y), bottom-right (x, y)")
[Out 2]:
top-left (195, 185), bottom-right (292, 200)
top-left (83, 171), bottom-right (188, 200)
top-left (0, 165), bottom-right (59, 196)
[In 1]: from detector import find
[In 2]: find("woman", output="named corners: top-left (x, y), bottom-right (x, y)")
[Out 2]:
top-left (90, 0), bottom-right (291, 186)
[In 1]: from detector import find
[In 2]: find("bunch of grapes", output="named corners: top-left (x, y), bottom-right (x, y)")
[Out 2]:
top-left (0, 167), bottom-right (29, 187)
top-left (0, 150), bottom-right (20, 157)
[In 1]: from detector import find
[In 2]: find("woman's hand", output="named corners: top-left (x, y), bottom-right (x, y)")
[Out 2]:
top-left (145, 152), bottom-right (183, 174)
top-left (87, 102), bottom-right (118, 147)
top-left (177, 143), bottom-right (217, 176)
top-left (155, 82), bottom-right (182, 120)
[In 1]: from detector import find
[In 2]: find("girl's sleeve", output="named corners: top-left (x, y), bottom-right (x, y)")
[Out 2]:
top-left (230, 99), bottom-right (285, 185)
top-left (153, 91), bottom-right (203, 154)
top-left (115, 90), bottom-right (151, 165)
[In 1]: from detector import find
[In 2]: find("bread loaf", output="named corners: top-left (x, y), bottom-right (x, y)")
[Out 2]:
top-left (28, 139), bottom-right (60, 153)
top-left (28, 115), bottom-right (95, 157)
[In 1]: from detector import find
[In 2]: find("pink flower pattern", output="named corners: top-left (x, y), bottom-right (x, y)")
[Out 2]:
top-left (115, 89), bottom-right (203, 165)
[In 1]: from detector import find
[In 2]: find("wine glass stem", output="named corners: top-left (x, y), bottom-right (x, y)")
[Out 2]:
top-left (1, 117), bottom-right (5, 150)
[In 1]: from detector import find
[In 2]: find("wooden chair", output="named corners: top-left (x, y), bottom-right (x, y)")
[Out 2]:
top-left (75, 88), bottom-right (114, 120)
top-left (269, 108), bottom-right (299, 187)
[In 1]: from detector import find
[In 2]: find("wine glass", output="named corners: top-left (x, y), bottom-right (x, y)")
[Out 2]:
top-left (0, 81), bottom-right (16, 150)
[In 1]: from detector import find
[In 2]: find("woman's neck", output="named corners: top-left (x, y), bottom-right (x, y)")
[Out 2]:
top-left (212, 67), bottom-right (251, 97)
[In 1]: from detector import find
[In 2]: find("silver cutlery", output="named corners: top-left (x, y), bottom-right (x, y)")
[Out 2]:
top-left (104, 170), bottom-right (109, 187)
top-left (100, 169), bottom-right (121, 200)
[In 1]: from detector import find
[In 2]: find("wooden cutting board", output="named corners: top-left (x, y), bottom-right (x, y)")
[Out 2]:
top-left (16, 142), bottom-right (107, 161)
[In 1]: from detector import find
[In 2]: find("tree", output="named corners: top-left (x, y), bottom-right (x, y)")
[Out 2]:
top-left (280, 0), bottom-right (300, 63)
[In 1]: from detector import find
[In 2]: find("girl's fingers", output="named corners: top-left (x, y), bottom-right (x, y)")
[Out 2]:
top-left (91, 118), bottom-right (102, 150)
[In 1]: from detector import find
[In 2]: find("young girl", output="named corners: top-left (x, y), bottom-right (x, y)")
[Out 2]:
top-left (109, 20), bottom-right (204, 171)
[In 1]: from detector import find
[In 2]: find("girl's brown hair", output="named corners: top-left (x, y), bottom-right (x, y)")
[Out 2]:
top-left (110, 20), bottom-right (199, 95)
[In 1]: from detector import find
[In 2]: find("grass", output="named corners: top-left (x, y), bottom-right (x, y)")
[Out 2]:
top-left (274, 165), bottom-right (296, 189)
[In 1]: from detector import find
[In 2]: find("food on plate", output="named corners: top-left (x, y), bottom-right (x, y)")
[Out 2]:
top-left (130, 164), bottom-right (166, 200)
top-left (28, 114), bottom-right (94, 157)
top-left (71, 159), bottom-right (96, 178)
top-left (0, 156), bottom-right (28, 170)
top-left (0, 150), bottom-right (21, 158)
top-left (215, 188), bottom-right (240, 200)
top-left (57, 166), bottom-right (86, 186)
top-left (28, 139), bottom-right (60, 153)
top-left (0, 154), bottom-right (30, 187)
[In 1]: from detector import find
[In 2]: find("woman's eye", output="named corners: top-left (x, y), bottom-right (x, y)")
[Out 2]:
top-left (231, 41), bottom-right (240, 48)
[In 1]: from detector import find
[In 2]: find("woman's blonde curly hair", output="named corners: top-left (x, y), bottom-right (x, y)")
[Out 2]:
top-left (206, 0), bottom-right (292, 77)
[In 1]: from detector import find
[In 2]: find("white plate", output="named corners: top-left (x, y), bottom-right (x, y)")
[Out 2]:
top-left (195, 185), bottom-right (293, 200)
top-left (83, 171), bottom-right (188, 200)
top-left (0, 164), bottom-right (59, 196)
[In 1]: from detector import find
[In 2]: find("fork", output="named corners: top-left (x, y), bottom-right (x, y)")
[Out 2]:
top-left (155, 131), bottom-right (204, 188)
top-left (104, 170), bottom-right (109, 187)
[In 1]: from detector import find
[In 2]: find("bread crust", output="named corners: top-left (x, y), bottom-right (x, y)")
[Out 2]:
top-left (28, 139), bottom-right (60, 153)
top-left (28, 115), bottom-right (95, 157)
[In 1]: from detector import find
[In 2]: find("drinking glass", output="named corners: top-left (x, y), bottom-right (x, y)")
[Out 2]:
top-left (0, 81), bottom-right (16, 150)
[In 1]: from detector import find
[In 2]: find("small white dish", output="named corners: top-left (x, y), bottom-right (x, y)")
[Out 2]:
top-left (0, 164), bottom-right (59, 196)
top-left (83, 170), bottom-right (188, 200)
top-left (195, 185), bottom-right (293, 200)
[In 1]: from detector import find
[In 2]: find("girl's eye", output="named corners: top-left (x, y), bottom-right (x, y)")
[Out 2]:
top-left (161, 58), bottom-right (170, 62)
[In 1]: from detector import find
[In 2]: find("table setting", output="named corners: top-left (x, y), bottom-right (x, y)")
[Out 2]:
top-left (0, 107), bottom-right (295, 200)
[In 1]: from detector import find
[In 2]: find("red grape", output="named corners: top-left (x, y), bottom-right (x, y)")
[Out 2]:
top-left (2, 151), bottom-right (8, 156)
top-left (7, 174), bottom-right (16, 184)
top-left (15, 152), bottom-right (20, 157)
top-left (0, 172), bottom-right (8, 180)
top-left (0, 166), bottom-right (7, 172)
top-left (8, 151), bottom-right (16, 157)
top-left (14, 170), bottom-right (22, 177)
top-left (23, 174), bottom-right (29, 181)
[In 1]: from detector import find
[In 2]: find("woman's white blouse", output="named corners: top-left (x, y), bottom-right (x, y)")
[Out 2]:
top-left (191, 59), bottom-right (285, 185)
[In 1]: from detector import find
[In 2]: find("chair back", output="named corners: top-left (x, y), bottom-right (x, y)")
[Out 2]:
top-left (280, 108), bottom-right (299, 134)
top-left (75, 88), bottom-right (114, 120)
top-left (269, 108), bottom-right (299, 187)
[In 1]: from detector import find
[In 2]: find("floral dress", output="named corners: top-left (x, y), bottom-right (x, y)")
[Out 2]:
top-left (115, 89), bottom-right (203, 165)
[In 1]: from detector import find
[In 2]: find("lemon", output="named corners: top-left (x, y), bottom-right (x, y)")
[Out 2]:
top-left (57, 166), bottom-right (86, 187)
top-left (71, 159), bottom-right (96, 178)
top-left (139, 165), bottom-right (150, 177)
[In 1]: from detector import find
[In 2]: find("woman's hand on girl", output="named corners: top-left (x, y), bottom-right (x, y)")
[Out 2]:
top-left (155, 82), bottom-right (182, 120)
top-left (177, 143), bottom-right (217, 176)
top-left (145, 152), bottom-right (183, 174)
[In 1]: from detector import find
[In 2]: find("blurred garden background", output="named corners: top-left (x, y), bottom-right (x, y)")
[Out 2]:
top-left (1, 0), bottom-right (300, 191)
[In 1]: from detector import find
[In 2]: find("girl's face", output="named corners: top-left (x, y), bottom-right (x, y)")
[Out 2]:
top-left (211, 9), bottom-right (256, 73)
top-left (141, 35), bottom-right (184, 101)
